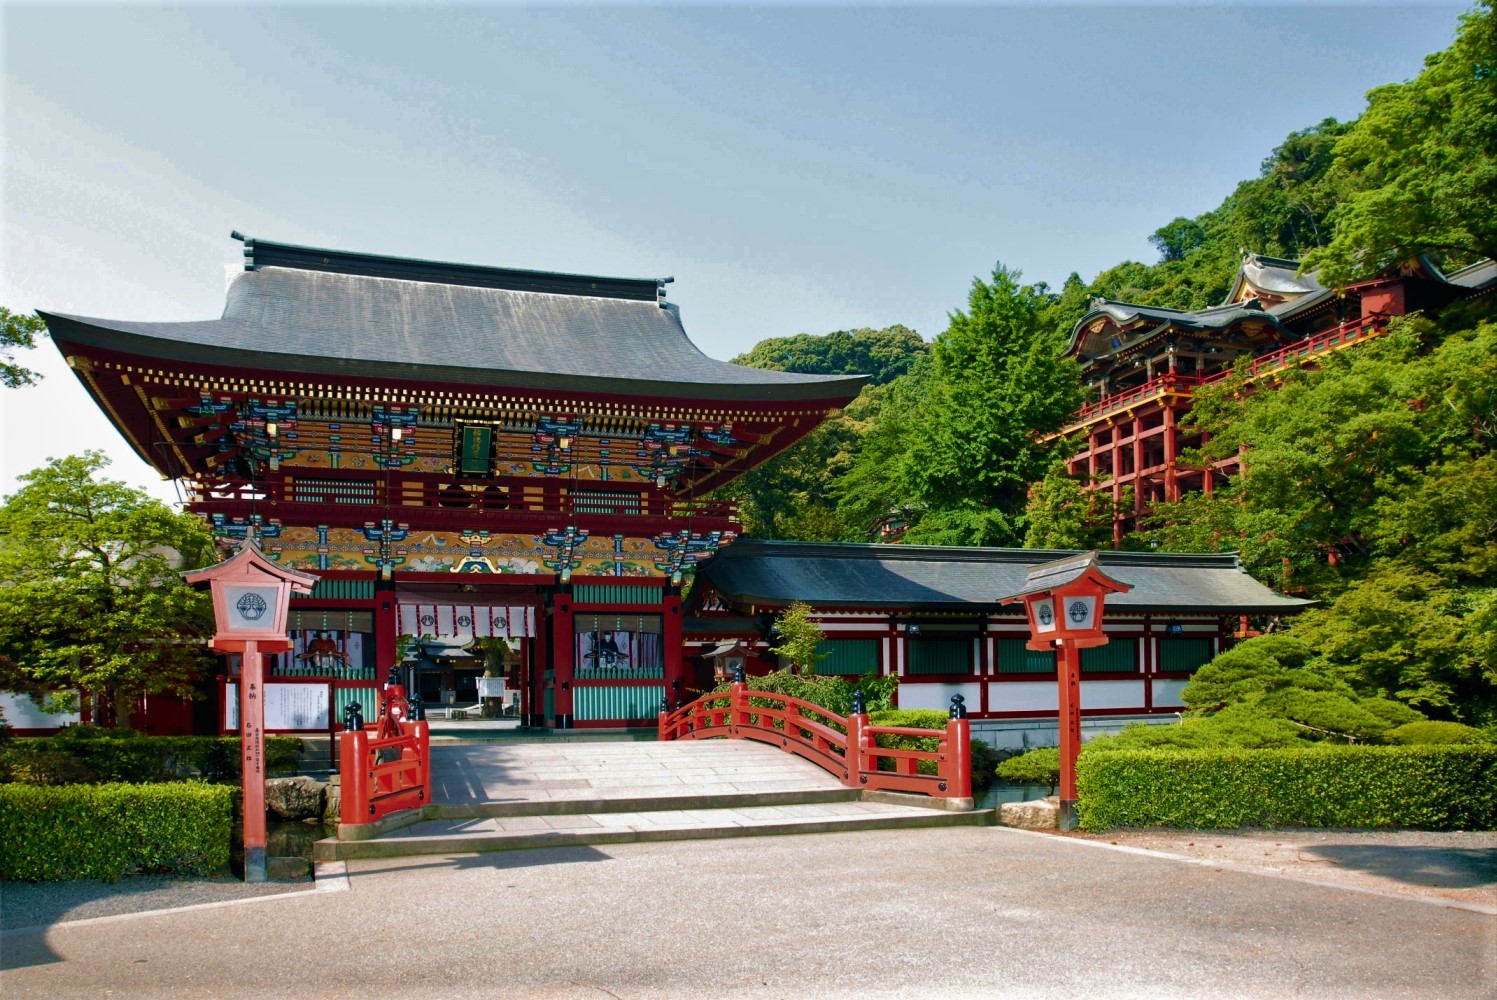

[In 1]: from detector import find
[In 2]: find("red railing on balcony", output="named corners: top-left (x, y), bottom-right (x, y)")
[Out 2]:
top-left (658, 682), bottom-right (972, 801)
top-left (1198, 316), bottom-right (1385, 387)
top-left (188, 477), bottom-right (740, 525)
top-left (1061, 318), bottom-right (1387, 434)
top-left (1068, 373), bottom-right (1207, 426)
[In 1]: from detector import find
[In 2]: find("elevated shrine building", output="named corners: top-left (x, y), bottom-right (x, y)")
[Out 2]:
top-left (45, 236), bottom-right (865, 732)
top-left (1055, 255), bottom-right (1497, 542)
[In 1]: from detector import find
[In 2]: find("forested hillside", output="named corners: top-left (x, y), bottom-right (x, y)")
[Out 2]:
top-left (722, 4), bottom-right (1496, 725)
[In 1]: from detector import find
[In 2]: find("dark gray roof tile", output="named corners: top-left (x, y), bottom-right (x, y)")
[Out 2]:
top-left (43, 266), bottom-right (867, 404)
top-left (699, 539), bottom-right (1310, 615)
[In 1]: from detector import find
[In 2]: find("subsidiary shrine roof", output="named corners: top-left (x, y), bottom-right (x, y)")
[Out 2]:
top-left (696, 539), bottom-right (1311, 615)
top-left (42, 236), bottom-right (868, 404)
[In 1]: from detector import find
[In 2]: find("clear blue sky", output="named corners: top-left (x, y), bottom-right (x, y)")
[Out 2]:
top-left (0, 3), bottom-right (1467, 502)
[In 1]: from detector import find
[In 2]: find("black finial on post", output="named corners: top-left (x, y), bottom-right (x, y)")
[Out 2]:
top-left (386, 664), bottom-right (402, 688)
top-left (732, 663), bottom-right (746, 684)
top-left (851, 689), bottom-right (866, 716)
top-left (344, 700), bottom-right (365, 732)
top-left (661, 694), bottom-right (671, 713)
top-left (949, 694), bottom-right (967, 720)
top-left (408, 690), bottom-right (424, 722)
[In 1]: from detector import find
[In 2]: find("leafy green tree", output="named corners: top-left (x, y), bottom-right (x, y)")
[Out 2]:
top-left (1305, 2), bottom-right (1497, 284)
top-left (0, 453), bottom-right (218, 728)
top-left (1225, 119), bottom-right (1350, 259)
top-left (1287, 565), bottom-right (1497, 722)
top-left (1143, 316), bottom-right (1496, 588)
top-left (1, 307), bottom-right (45, 389)
top-left (831, 356), bottom-right (935, 538)
top-left (768, 602), bottom-right (824, 675)
top-left (1149, 217), bottom-right (1209, 263)
top-left (721, 413), bottom-right (863, 541)
top-left (1022, 462), bottom-right (1133, 550)
top-left (730, 325), bottom-right (927, 385)
top-left (898, 265), bottom-right (1082, 546)
top-left (1180, 634), bottom-right (1425, 742)
top-left (721, 325), bottom-right (928, 541)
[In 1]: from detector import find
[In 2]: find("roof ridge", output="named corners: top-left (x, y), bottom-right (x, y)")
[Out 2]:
top-left (234, 233), bottom-right (669, 303)
top-left (725, 537), bottom-right (1244, 567)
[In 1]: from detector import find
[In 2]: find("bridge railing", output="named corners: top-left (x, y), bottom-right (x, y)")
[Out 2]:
top-left (659, 682), bottom-right (972, 801)
top-left (338, 681), bottom-right (431, 826)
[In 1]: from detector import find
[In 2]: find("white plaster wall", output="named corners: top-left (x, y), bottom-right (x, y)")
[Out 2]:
top-left (898, 682), bottom-right (981, 712)
top-left (0, 691), bottom-right (80, 729)
top-left (1152, 679), bottom-right (1190, 708)
top-left (987, 682), bottom-right (1057, 712)
top-left (1079, 680), bottom-right (1147, 710)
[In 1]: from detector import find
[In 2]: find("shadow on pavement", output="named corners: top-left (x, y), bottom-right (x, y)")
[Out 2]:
top-left (0, 931), bottom-right (61, 971)
top-left (349, 844), bottom-right (613, 878)
top-left (1301, 844), bottom-right (1497, 890)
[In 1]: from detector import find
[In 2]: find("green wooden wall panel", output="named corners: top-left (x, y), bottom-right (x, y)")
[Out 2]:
top-left (1081, 639), bottom-right (1138, 673)
top-left (813, 639), bottom-right (878, 676)
top-left (1159, 637), bottom-right (1214, 673)
top-left (574, 685), bottom-right (665, 720)
top-left (906, 638), bottom-right (971, 675)
top-left (996, 639), bottom-right (1056, 674)
top-left (573, 584), bottom-right (663, 606)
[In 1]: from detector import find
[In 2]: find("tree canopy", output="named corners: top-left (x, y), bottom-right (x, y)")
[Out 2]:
top-left (1, 307), bottom-right (45, 389)
top-left (896, 265), bottom-right (1082, 546)
top-left (1305, 1), bottom-right (1497, 284)
top-left (730, 325), bottom-right (927, 385)
top-left (0, 453), bottom-right (218, 727)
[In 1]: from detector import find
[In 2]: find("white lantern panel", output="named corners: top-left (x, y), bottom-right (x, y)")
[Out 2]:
top-left (1063, 595), bottom-right (1097, 630)
top-left (1032, 597), bottom-right (1057, 634)
top-left (223, 585), bottom-right (284, 631)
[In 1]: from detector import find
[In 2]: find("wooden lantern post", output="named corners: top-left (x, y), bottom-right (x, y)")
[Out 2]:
top-left (1000, 551), bottom-right (1131, 831)
top-left (185, 540), bottom-right (317, 881)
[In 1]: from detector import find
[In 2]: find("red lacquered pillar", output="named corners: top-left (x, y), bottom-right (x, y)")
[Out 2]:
top-left (1056, 642), bottom-right (1083, 831)
top-left (339, 729), bottom-right (370, 826)
top-left (240, 640), bottom-right (267, 881)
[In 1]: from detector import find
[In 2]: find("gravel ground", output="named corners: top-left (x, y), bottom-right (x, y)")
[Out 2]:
top-left (1064, 828), bottom-right (1497, 908)
top-left (0, 872), bottom-right (311, 932)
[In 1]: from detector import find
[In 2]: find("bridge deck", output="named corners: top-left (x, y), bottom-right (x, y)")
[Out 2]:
top-left (428, 738), bottom-right (843, 807)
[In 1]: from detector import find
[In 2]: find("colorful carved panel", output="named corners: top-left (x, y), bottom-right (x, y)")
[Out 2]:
top-left (227, 524), bottom-right (709, 579)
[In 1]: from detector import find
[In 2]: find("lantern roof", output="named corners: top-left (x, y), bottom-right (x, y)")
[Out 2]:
top-left (183, 537), bottom-right (319, 592)
top-left (998, 550), bottom-right (1132, 604)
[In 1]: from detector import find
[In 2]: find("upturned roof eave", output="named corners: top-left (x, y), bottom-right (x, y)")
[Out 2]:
top-left (43, 312), bottom-right (870, 405)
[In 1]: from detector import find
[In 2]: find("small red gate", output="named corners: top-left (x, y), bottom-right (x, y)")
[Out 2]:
top-left (338, 676), bottom-right (431, 825)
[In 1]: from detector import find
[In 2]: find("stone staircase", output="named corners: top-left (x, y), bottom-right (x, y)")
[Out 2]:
top-left (313, 787), bottom-right (991, 862)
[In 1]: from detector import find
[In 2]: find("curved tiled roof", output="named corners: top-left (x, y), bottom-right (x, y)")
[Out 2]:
top-left (697, 539), bottom-right (1311, 614)
top-left (1064, 298), bottom-right (1288, 360)
top-left (43, 244), bottom-right (868, 404)
top-left (1225, 254), bottom-right (1325, 303)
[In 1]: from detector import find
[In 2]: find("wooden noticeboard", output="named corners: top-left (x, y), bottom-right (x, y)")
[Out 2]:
top-left (225, 682), bottom-right (331, 732)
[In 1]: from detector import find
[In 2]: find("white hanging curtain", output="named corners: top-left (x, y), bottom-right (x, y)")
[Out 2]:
top-left (397, 602), bottom-right (536, 639)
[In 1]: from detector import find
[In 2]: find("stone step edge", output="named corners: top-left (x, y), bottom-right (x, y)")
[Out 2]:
top-left (316, 809), bottom-right (995, 862)
top-left (426, 787), bottom-right (863, 820)
top-left (337, 789), bottom-right (973, 841)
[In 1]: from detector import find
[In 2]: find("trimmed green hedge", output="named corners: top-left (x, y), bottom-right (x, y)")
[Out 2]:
top-left (0, 782), bottom-right (234, 881)
top-left (0, 728), bottom-right (301, 785)
top-left (1075, 744), bottom-right (1497, 832)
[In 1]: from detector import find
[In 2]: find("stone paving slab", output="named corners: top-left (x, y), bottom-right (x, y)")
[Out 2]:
top-left (429, 738), bottom-right (842, 806)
